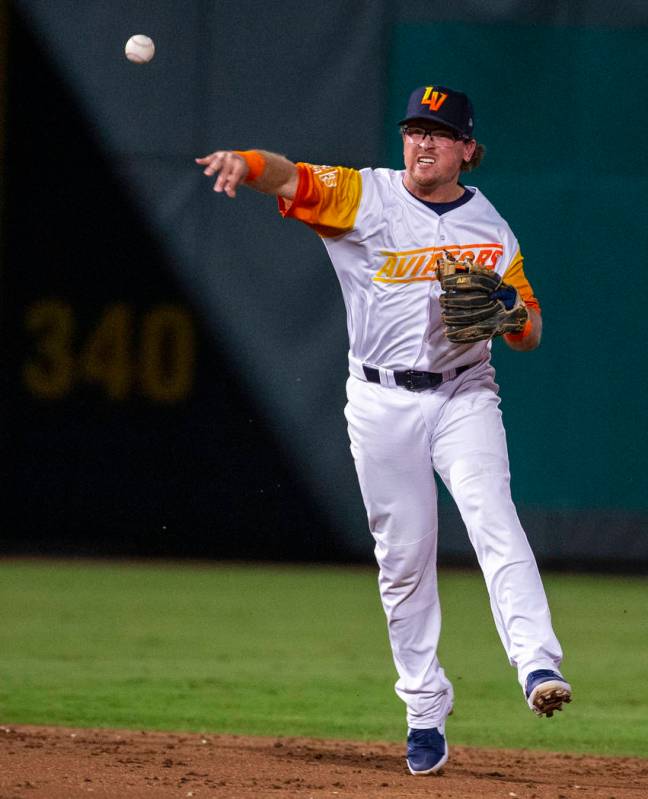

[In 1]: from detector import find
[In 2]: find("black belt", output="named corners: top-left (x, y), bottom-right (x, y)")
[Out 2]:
top-left (362, 362), bottom-right (477, 392)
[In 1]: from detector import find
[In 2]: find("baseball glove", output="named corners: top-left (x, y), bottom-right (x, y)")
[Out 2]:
top-left (436, 253), bottom-right (529, 343)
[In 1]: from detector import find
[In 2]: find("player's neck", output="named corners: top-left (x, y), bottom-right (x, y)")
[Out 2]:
top-left (403, 176), bottom-right (465, 204)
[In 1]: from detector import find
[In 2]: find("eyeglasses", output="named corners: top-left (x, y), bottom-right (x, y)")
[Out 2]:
top-left (401, 126), bottom-right (466, 148)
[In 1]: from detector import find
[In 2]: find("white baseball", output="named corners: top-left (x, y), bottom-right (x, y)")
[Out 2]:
top-left (125, 34), bottom-right (155, 64)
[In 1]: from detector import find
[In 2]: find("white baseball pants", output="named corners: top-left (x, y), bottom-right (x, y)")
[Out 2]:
top-left (344, 360), bottom-right (563, 729)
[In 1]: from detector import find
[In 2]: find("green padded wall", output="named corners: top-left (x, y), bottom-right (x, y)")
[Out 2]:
top-left (388, 22), bottom-right (648, 517)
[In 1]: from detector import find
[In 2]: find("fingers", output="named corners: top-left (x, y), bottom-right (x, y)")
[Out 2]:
top-left (194, 151), bottom-right (249, 198)
top-left (195, 151), bottom-right (228, 175)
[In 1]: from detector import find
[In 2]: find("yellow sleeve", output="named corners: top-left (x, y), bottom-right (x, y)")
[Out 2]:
top-left (278, 163), bottom-right (362, 238)
top-left (503, 250), bottom-right (541, 312)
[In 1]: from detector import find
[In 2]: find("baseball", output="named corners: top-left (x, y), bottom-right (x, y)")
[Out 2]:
top-left (124, 34), bottom-right (155, 64)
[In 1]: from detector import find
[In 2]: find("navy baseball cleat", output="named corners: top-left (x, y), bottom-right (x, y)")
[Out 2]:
top-left (406, 727), bottom-right (448, 775)
top-left (525, 669), bottom-right (572, 717)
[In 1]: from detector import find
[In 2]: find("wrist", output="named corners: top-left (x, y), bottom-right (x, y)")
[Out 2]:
top-left (504, 317), bottom-right (533, 342)
top-left (233, 150), bottom-right (267, 183)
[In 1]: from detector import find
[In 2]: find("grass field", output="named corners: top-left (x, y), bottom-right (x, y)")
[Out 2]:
top-left (0, 559), bottom-right (646, 758)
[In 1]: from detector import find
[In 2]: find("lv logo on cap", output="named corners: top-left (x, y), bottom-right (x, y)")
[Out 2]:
top-left (421, 87), bottom-right (448, 111)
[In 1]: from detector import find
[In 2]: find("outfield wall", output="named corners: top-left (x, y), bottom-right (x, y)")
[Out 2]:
top-left (2, 1), bottom-right (647, 567)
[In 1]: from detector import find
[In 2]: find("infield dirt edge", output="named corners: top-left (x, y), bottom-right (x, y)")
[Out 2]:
top-left (1, 724), bottom-right (647, 799)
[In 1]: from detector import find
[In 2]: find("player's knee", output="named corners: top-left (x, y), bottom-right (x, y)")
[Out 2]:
top-left (373, 528), bottom-right (436, 574)
top-left (369, 513), bottom-right (437, 552)
top-left (376, 544), bottom-right (438, 618)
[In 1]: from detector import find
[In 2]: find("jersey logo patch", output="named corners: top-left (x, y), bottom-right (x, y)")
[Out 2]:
top-left (312, 165), bottom-right (338, 188)
top-left (421, 87), bottom-right (448, 112)
top-left (373, 243), bottom-right (502, 283)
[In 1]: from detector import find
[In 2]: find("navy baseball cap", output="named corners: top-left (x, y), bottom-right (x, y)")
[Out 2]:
top-left (398, 85), bottom-right (475, 139)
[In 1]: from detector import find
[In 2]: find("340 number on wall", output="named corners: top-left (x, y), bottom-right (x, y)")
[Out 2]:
top-left (23, 300), bottom-right (196, 403)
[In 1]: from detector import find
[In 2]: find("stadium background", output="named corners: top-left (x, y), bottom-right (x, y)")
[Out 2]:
top-left (2, 0), bottom-right (647, 569)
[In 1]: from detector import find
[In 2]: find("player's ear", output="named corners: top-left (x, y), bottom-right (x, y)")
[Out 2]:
top-left (463, 139), bottom-right (477, 162)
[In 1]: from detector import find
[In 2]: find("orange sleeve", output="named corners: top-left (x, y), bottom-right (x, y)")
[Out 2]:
top-left (502, 250), bottom-right (541, 313)
top-left (278, 163), bottom-right (362, 238)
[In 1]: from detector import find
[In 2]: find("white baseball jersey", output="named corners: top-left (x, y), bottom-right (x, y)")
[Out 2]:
top-left (279, 164), bottom-right (539, 373)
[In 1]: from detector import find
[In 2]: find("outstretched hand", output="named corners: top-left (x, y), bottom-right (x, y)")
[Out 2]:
top-left (195, 151), bottom-right (249, 198)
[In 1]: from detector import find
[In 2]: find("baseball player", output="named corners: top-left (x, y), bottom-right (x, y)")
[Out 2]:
top-left (196, 84), bottom-right (572, 775)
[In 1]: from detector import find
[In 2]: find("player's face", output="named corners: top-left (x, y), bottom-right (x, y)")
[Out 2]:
top-left (401, 123), bottom-right (476, 199)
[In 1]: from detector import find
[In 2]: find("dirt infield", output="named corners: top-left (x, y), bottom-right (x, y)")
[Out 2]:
top-left (1, 725), bottom-right (647, 799)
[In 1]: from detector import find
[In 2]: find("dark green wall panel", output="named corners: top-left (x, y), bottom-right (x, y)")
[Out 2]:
top-left (388, 22), bottom-right (648, 512)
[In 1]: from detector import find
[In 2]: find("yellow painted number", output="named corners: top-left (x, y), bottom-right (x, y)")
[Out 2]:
top-left (140, 306), bottom-right (195, 403)
top-left (23, 301), bottom-right (196, 403)
top-left (23, 300), bottom-right (75, 399)
top-left (79, 303), bottom-right (133, 400)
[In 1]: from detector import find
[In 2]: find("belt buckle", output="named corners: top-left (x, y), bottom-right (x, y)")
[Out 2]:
top-left (403, 370), bottom-right (428, 392)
